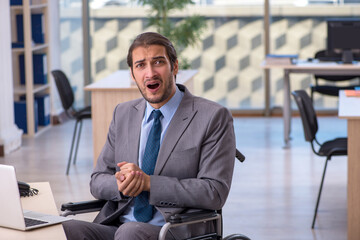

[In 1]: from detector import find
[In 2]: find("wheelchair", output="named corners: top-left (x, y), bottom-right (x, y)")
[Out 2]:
top-left (61, 149), bottom-right (250, 240)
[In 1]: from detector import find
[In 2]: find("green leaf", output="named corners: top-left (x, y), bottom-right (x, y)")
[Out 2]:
top-left (137, 0), bottom-right (207, 68)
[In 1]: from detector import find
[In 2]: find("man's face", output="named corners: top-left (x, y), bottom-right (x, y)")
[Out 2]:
top-left (130, 45), bottom-right (178, 109)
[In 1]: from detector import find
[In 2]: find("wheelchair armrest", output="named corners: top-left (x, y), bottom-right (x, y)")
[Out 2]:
top-left (236, 149), bottom-right (245, 162)
top-left (162, 210), bottom-right (252, 240)
top-left (169, 210), bottom-right (218, 224)
top-left (60, 199), bottom-right (106, 217)
top-left (159, 210), bottom-right (221, 240)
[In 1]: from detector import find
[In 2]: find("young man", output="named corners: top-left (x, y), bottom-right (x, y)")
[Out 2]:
top-left (63, 32), bottom-right (236, 240)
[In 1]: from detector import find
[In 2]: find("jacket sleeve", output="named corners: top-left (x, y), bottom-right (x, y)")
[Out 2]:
top-left (90, 105), bottom-right (122, 201)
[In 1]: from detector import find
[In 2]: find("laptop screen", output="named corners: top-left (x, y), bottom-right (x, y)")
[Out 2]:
top-left (0, 164), bottom-right (27, 230)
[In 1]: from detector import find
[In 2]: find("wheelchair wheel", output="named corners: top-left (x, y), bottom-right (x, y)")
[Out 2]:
top-left (223, 234), bottom-right (251, 240)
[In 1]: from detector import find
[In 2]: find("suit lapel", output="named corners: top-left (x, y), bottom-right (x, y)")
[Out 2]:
top-left (154, 89), bottom-right (197, 175)
top-left (127, 100), bottom-right (146, 165)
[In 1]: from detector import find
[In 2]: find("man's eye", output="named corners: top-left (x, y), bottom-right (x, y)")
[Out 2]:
top-left (135, 63), bottom-right (144, 68)
top-left (155, 60), bottom-right (164, 65)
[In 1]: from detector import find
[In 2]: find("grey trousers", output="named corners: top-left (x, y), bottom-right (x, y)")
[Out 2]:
top-left (62, 219), bottom-right (176, 240)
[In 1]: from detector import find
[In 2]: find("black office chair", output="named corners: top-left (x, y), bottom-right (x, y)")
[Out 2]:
top-left (311, 50), bottom-right (360, 101)
top-left (291, 90), bottom-right (347, 229)
top-left (51, 70), bottom-right (92, 175)
top-left (61, 149), bottom-right (251, 240)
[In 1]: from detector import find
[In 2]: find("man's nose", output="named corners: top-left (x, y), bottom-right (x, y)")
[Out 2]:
top-left (145, 65), bottom-right (158, 79)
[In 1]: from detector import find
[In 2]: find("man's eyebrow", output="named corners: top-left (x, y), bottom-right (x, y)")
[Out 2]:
top-left (134, 56), bottom-right (165, 65)
top-left (134, 59), bottom-right (145, 65)
top-left (152, 56), bottom-right (166, 60)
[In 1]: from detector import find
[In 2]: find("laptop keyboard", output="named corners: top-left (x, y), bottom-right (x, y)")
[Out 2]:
top-left (25, 217), bottom-right (48, 227)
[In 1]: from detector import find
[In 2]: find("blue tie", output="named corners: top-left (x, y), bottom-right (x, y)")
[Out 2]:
top-left (134, 110), bottom-right (162, 222)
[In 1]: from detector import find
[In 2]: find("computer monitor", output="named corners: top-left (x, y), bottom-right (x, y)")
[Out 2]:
top-left (327, 18), bottom-right (360, 63)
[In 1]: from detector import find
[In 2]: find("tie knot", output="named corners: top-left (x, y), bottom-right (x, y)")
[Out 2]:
top-left (152, 110), bottom-right (162, 120)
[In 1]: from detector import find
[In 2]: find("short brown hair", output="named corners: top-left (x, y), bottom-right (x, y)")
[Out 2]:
top-left (127, 32), bottom-right (177, 72)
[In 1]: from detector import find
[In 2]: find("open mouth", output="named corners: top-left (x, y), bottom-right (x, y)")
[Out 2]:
top-left (146, 82), bottom-right (160, 90)
top-left (147, 83), bottom-right (160, 89)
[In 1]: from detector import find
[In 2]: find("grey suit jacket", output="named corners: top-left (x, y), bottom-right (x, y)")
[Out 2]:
top-left (90, 84), bottom-right (236, 238)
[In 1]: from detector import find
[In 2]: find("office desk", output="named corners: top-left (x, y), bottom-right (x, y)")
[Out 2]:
top-left (0, 182), bottom-right (66, 240)
top-left (85, 70), bottom-right (197, 165)
top-left (338, 90), bottom-right (360, 240)
top-left (262, 61), bottom-right (360, 147)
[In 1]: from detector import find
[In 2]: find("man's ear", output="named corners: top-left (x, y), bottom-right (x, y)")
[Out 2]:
top-left (173, 60), bottom-right (179, 75)
top-left (130, 68), bottom-right (136, 82)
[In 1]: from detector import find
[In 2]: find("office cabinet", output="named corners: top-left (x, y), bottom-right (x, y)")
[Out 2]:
top-left (10, 0), bottom-right (51, 136)
top-left (14, 100), bottom-right (38, 134)
top-left (35, 94), bottom-right (50, 126)
top-left (19, 53), bottom-right (47, 85)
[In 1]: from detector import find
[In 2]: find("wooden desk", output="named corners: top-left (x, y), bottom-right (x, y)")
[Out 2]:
top-left (85, 70), bottom-right (197, 165)
top-left (262, 60), bottom-right (360, 147)
top-left (0, 182), bottom-right (66, 240)
top-left (338, 90), bottom-right (360, 240)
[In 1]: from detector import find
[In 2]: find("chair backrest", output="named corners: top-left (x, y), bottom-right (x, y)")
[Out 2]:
top-left (314, 50), bottom-right (359, 81)
top-left (51, 70), bottom-right (74, 111)
top-left (291, 90), bottom-right (318, 142)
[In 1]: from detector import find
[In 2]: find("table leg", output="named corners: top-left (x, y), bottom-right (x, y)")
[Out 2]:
top-left (283, 70), bottom-right (291, 148)
top-left (264, 69), bottom-right (271, 117)
top-left (347, 119), bottom-right (360, 240)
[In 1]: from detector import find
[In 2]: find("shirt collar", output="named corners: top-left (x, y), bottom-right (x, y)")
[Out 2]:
top-left (145, 85), bottom-right (184, 123)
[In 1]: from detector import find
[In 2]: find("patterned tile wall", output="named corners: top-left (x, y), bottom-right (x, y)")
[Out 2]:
top-left (61, 15), bottom-right (353, 110)
top-left (60, 18), bottom-right (84, 107)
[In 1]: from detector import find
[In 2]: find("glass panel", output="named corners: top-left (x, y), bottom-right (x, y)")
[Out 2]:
top-left (88, 1), bottom-right (265, 110)
top-left (59, 0), bottom-right (84, 108)
top-left (268, 5), bottom-right (360, 110)
top-left (87, 1), bottom-right (360, 111)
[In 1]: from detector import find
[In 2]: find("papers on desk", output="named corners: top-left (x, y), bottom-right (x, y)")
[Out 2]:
top-left (265, 54), bottom-right (298, 65)
top-left (294, 59), bottom-right (339, 66)
top-left (345, 90), bottom-right (360, 97)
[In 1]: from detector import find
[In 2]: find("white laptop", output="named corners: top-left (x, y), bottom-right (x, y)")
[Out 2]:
top-left (0, 164), bottom-right (70, 231)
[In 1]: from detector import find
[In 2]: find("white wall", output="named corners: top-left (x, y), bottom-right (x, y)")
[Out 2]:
top-left (0, 0), bottom-right (22, 155)
top-left (0, 0), bottom-right (62, 156)
top-left (48, 0), bottom-right (63, 116)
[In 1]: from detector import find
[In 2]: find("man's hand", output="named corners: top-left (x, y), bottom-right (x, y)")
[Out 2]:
top-left (115, 162), bottom-right (151, 197)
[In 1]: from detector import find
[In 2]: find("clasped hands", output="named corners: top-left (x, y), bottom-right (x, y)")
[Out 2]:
top-left (115, 162), bottom-right (151, 197)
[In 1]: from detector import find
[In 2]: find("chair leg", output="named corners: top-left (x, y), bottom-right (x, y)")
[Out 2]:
top-left (66, 120), bottom-right (79, 175)
top-left (311, 157), bottom-right (330, 229)
top-left (72, 120), bottom-right (83, 165)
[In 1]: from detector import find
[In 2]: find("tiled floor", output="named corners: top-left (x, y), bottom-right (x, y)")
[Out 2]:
top-left (0, 116), bottom-right (348, 239)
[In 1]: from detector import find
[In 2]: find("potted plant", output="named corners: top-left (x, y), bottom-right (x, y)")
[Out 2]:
top-left (137, 0), bottom-right (206, 69)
